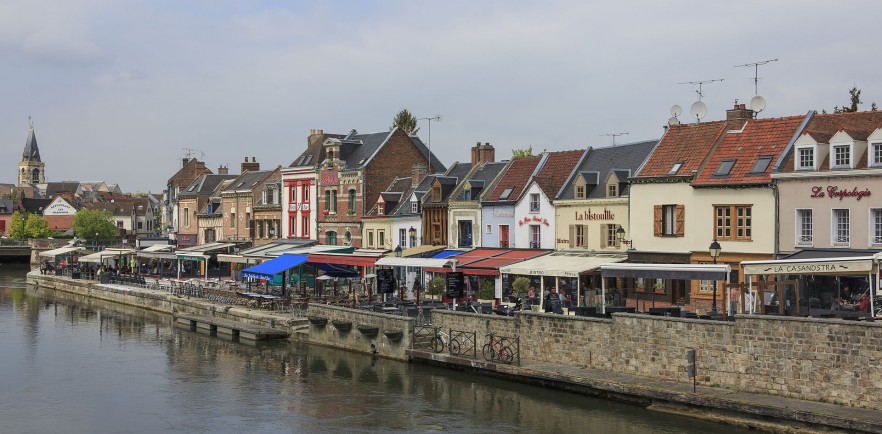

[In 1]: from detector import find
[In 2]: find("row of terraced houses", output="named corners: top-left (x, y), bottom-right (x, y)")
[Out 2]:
top-left (163, 104), bottom-right (882, 308)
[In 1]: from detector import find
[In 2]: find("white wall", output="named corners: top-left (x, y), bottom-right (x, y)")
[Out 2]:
top-left (513, 182), bottom-right (555, 249)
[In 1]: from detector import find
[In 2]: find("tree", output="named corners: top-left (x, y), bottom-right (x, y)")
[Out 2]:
top-left (10, 211), bottom-right (54, 238)
top-left (512, 277), bottom-right (530, 298)
top-left (9, 211), bottom-right (27, 238)
top-left (478, 279), bottom-right (495, 300)
top-left (72, 209), bottom-right (117, 241)
top-left (427, 276), bottom-right (445, 300)
top-left (833, 87), bottom-right (877, 113)
top-left (511, 146), bottom-right (546, 159)
top-left (390, 109), bottom-right (420, 135)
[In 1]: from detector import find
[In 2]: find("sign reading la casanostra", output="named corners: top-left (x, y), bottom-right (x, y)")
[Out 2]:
top-left (810, 186), bottom-right (871, 201)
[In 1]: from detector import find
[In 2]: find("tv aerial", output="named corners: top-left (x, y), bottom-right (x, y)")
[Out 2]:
top-left (735, 58), bottom-right (777, 115)
top-left (678, 79), bottom-right (721, 124)
top-left (668, 105), bottom-right (682, 126)
top-left (600, 132), bottom-right (629, 146)
top-left (678, 78), bottom-right (724, 101)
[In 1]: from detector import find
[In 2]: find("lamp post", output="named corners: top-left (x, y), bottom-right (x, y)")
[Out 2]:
top-left (615, 226), bottom-right (633, 250)
top-left (408, 226), bottom-right (416, 248)
top-left (709, 239), bottom-right (722, 314)
top-left (419, 115), bottom-right (441, 173)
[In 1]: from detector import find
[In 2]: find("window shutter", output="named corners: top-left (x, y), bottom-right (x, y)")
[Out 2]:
top-left (569, 225), bottom-right (575, 248)
top-left (676, 204), bottom-right (685, 236)
top-left (653, 205), bottom-right (662, 236)
top-left (600, 224), bottom-right (607, 248)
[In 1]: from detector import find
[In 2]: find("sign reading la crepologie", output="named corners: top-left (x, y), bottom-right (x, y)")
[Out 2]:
top-left (810, 186), bottom-right (871, 201)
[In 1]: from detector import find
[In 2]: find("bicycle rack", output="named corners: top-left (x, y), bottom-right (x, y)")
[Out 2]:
top-left (449, 329), bottom-right (476, 359)
top-left (483, 333), bottom-right (520, 366)
top-left (411, 325), bottom-right (436, 351)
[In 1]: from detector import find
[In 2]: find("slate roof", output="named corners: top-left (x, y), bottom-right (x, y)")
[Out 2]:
top-left (21, 126), bottom-right (41, 162)
top-left (484, 156), bottom-right (542, 203)
top-left (692, 116), bottom-right (805, 186)
top-left (451, 161), bottom-right (508, 202)
top-left (45, 182), bottom-right (81, 197)
top-left (289, 131), bottom-right (345, 167)
top-left (366, 177), bottom-right (413, 216)
top-left (0, 199), bottom-right (13, 213)
top-left (328, 129), bottom-right (447, 173)
top-left (531, 150), bottom-right (585, 198)
top-left (424, 162), bottom-right (472, 205)
top-left (178, 174), bottom-right (238, 197)
top-left (168, 158), bottom-right (211, 187)
top-left (85, 201), bottom-right (134, 215)
top-left (20, 198), bottom-right (51, 214)
top-left (559, 140), bottom-right (657, 199)
top-left (636, 121), bottom-right (727, 178)
top-left (222, 170), bottom-right (272, 193)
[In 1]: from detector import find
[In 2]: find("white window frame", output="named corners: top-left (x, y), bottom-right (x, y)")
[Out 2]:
top-left (831, 208), bottom-right (850, 246)
top-left (529, 193), bottom-right (540, 213)
top-left (870, 208), bottom-right (882, 246)
top-left (870, 142), bottom-right (882, 168)
top-left (411, 201), bottom-right (418, 214)
top-left (831, 143), bottom-right (853, 169)
top-left (399, 228), bottom-right (406, 248)
top-left (485, 224), bottom-right (492, 234)
top-left (795, 208), bottom-right (813, 247)
top-left (796, 145), bottom-right (816, 170)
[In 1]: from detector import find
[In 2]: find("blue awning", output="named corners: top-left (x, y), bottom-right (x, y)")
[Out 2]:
top-left (432, 250), bottom-right (464, 259)
top-left (241, 254), bottom-right (308, 279)
top-left (314, 262), bottom-right (360, 278)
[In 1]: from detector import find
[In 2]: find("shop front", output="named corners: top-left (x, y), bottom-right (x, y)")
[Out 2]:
top-left (600, 263), bottom-right (731, 316)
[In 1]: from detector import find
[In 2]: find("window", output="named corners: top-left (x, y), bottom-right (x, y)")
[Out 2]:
top-left (290, 186), bottom-right (296, 202)
top-left (668, 162), bottom-right (683, 176)
top-left (301, 214), bottom-right (309, 238)
top-left (137, 221), bottom-right (143, 229)
top-left (486, 224), bottom-right (492, 234)
top-left (602, 224), bottom-right (620, 248)
top-left (833, 144), bottom-right (851, 168)
top-left (873, 143), bottom-right (882, 167)
top-left (607, 184), bottom-right (617, 197)
top-left (463, 189), bottom-right (471, 201)
top-left (344, 230), bottom-right (352, 245)
top-left (327, 231), bottom-right (337, 245)
top-left (290, 216), bottom-right (296, 236)
top-left (378, 230), bottom-right (385, 248)
top-left (399, 228), bottom-right (406, 248)
top-left (749, 156), bottom-right (772, 174)
top-left (796, 209), bottom-right (812, 245)
top-left (411, 202), bottom-right (419, 214)
top-left (327, 149), bottom-right (334, 167)
top-left (302, 184), bottom-right (310, 202)
top-left (797, 147), bottom-right (815, 170)
top-left (654, 204), bottom-right (684, 237)
top-left (575, 185), bottom-right (585, 199)
top-left (432, 185), bottom-right (441, 201)
top-left (714, 160), bottom-right (736, 176)
top-left (367, 230), bottom-right (374, 247)
top-left (183, 207), bottom-right (190, 227)
top-left (529, 193), bottom-right (540, 212)
top-left (529, 225), bottom-right (541, 248)
top-left (458, 221), bottom-right (472, 248)
top-left (714, 205), bottom-right (752, 240)
top-left (832, 209), bottom-right (850, 245)
top-left (331, 190), bottom-right (337, 213)
top-left (872, 209), bottom-right (882, 245)
top-left (499, 225), bottom-right (510, 248)
top-left (348, 189), bottom-right (356, 213)
top-left (377, 203), bottom-right (384, 215)
top-left (230, 212), bottom-right (236, 228)
top-left (499, 187), bottom-right (513, 200)
top-left (574, 225), bottom-right (585, 248)
top-left (324, 190), bottom-right (330, 212)
top-left (409, 229), bottom-right (416, 247)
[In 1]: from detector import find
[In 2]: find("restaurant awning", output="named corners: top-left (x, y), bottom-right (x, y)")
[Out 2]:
top-left (601, 263), bottom-right (731, 281)
top-left (39, 246), bottom-right (90, 258)
top-left (432, 249), bottom-right (466, 259)
top-left (375, 257), bottom-right (454, 268)
top-left (501, 253), bottom-right (626, 277)
top-left (241, 255), bottom-right (308, 279)
top-left (741, 256), bottom-right (877, 276)
top-left (307, 251), bottom-right (384, 268)
top-left (397, 245), bottom-right (445, 258)
top-left (175, 242), bottom-right (235, 261)
top-left (424, 248), bottom-right (549, 276)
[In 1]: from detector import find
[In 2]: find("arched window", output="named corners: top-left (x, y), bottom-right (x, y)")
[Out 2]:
top-left (31, 168), bottom-right (39, 183)
top-left (344, 230), bottom-right (352, 245)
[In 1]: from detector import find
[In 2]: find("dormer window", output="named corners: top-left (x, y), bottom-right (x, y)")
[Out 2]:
top-left (377, 203), bottom-right (384, 215)
top-left (463, 189), bottom-right (471, 201)
top-left (872, 143), bottom-right (882, 167)
top-left (326, 149), bottom-right (335, 168)
top-left (411, 201), bottom-right (419, 214)
top-left (797, 146), bottom-right (815, 170)
top-left (832, 144), bottom-right (851, 168)
top-left (499, 187), bottom-right (513, 200)
top-left (749, 156), bottom-right (772, 175)
top-left (607, 184), bottom-right (617, 197)
top-left (714, 160), bottom-right (736, 177)
top-left (432, 185), bottom-right (441, 201)
top-left (575, 185), bottom-right (585, 199)
top-left (668, 162), bottom-right (684, 176)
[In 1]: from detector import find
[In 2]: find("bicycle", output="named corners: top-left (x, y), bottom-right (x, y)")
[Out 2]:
top-left (430, 329), bottom-right (462, 355)
top-left (482, 333), bottom-right (513, 363)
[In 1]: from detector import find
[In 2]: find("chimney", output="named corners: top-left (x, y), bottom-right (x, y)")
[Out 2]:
top-left (241, 156), bottom-right (260, 173)
top-left (182, 157), bottom-right (191, 168)
top-left (471, 142), bottom-right (481, 167)
top-left (217, 165), bottom-right (228, 175)
top-left (411, 163), bottom-right (427, 187)
top-left (308, 129), bottom-right (325, 146)
top-left (480, 143), bottom-right (495, 164)
top-left (726, 103), bottom-right (753, 131)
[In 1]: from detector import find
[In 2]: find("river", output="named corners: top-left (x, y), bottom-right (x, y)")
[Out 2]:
top-left (0, 263), bottom-right (754, 433)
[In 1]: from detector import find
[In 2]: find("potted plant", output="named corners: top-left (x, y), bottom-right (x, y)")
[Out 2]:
top-left (346, 209), bottom-right (356, 216)
top-left (653, 281), bottom-right (665, 294)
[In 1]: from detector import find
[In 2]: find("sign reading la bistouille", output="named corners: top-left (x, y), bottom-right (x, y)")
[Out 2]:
top-left (811, 186), bottom-right (871, 201)
top-left (574, 208), bottom-right (615, 220)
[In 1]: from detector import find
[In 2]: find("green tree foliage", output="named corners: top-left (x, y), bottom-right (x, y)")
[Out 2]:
top-left (511, 146), bottom-right (546, 159)
top-left (9, 211), bottom-right (27, 238)
top-left (478, 279), bottom-right (495, 300)
top-left (10, 211), bottom-right (55, 238)
top-left (833, 87), bottom-right (877, 113)
top-left (427, 275), bottom-right (445, 300)
top-left (512, 276), bottom-right (530, 297)
top-left (390, 109), bottom-right (420, 135)
top-left (73, 209), bottom-right (117, 240)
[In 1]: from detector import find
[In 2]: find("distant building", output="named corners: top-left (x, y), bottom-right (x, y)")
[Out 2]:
top-left (18, 122), bottom-right (45, 187)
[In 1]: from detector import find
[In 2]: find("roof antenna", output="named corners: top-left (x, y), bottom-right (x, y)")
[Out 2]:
top-left (678, 79), bottom-right (724, 101)
top-left (679, 79), bottom-right (721, 124)
top-left (735, 58), bottom-right (777, 116)
top-left (600, 132), bottom-right (628, 146)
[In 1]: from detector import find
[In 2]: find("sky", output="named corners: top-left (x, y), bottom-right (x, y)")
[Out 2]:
top-left (2, 1), bottom-right (881, 193)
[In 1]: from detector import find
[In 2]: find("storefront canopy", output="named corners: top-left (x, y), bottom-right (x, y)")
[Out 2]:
top-left (375, 257), bottom-right (454, 268)
top-left (501, 253), bottom-right (626, 278)
top-left (432, 249), bottom-right (466, 259)
top-left (78, 248), bottom-right (136, 263)
top-left (39, 246), bottom-right (90, 258)
top-left (424, 248), bottom-right (549, 276)
top-left (307, 251), bottom-right (384, 268)
top-left (741, 256), bottom-right (877, 276)
top-left (241, 254), bottom-right (308, 279)
top-left (601, 263), bottom-right (731, 281)
top-left (175, 242), bottom-right (235, 261)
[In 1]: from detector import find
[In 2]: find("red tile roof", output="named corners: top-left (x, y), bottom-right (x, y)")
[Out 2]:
top-left (531, 150), bottom-right (584, 197)
top-left (780, 110), bottom-right (882, 172)
top-left (485, 156), bottom-right (541, 202)
top-left (692, 115), bottom-right (804, 186)
top-left (637, 121), bottom-right (726, 178)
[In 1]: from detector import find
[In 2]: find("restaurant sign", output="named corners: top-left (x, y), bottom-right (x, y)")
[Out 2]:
top-left (518, 215), bottom-right (550, 226)
top-left (810, 186), bottom-right (871, 201)
top-left (743, 259), bottom-right (874, 275)
top-left (321, 171), bottom-right (339, 186)
top-left (574, 208), bottom-right (615, 221)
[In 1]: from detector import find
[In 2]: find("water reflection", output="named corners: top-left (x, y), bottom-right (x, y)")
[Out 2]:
top-left (0, 273), bottom-right (753, 434)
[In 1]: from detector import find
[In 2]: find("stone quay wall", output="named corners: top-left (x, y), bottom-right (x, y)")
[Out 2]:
top-left (432, 310), bottom-right (882, 410)
top-left (303, 304), bottom-right (414, 362)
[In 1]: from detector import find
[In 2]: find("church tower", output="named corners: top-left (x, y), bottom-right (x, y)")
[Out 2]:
top-left (18, 120), bottom-right (45, 187)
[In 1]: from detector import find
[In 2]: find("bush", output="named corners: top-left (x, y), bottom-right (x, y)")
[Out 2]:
top-left (512, 277), bottom-right (530, 297)
top-left (427, 276), bottom-right (445, 299)
top-left (478, 279), bottom-right (495, 300)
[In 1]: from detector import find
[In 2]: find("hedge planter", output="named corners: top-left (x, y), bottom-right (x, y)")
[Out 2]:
top-left (331, 319), bottom-right (352, 332)
top-left (383, 328), bottom-right (403, 341)
top-left (357, 325), bottom-right (379, 338)
top-left (308, 316), bottom-right (328, 326)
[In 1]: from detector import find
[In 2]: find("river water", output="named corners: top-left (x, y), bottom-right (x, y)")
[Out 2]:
top-left (0, 263), bottom-right (754, 433)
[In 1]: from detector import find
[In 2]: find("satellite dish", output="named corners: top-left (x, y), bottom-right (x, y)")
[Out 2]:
top-left (670, 105), bottom-right (683, 117)
top-left (690, 101), bottom-right (708, 120)
top-left (668, 116), bottom-right (681, 126)
top-left (750, 95), bottom-right (767, 113)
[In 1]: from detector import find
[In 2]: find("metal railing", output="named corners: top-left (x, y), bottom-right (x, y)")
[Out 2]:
top-left (483, 333), bottom-right (520, 365)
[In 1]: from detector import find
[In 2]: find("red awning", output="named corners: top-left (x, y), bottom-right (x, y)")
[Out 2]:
top-left (425, 248), bottom-right (550, 276)
top-left (307, 253), bottom-right (381, 268)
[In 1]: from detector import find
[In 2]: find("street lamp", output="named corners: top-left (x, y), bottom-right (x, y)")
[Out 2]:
top-left (419, 115), bottom-right (441, 173)
top-left (615, 226), bottom-right (633, 250)
top-left (709, 239), bottom-right (722, 314)
top-left (408, 226), bottom-right (416, 248)
top-left (394, 245), bottom-right (402, 257)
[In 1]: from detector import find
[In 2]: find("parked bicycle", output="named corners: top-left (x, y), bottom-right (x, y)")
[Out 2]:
top-left (430, 329), bottom-right (462, 355)
top-left (482, 333), bottom-right (513, 363)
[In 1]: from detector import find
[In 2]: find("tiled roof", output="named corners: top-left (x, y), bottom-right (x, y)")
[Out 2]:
top-left (532, 150), bottom-right (584, 198)
top-left (85, 201), bottom-right (134, 215)
top-left (692, 116), bottom-right (804, 186)
top-left (484, 156), bottom-right (541, 202)
top-left (559, 140), bottom-right (657, 199)
top-left (168, 158), bottom-right (211, 187)
top-left (179, 174), bottom-right (238, 197)
top-left (779, 110), bottom-right (882, 172)
top-left (222, 171), bottom-right (272, 193)
top-left (636, 121), bottom-right (727, 178)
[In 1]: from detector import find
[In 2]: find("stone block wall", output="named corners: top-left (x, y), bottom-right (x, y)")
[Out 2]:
top-left (304, 304), bottom-right (414, 361)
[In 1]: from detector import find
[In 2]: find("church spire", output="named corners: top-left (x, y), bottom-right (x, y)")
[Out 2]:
top-left (18, 117), bottom-right (46, 186)
top-left (22, 116), bottom-right (41, 162)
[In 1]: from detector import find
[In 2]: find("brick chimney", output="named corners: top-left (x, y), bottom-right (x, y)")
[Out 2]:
top-left (411, 163), bottom-right (427, 187)
top-left (241, 156), bottom-right (260, 173)
top-left (217, 165), bottom-right (228, 175)
top-left (308, 129), bottom-right (325, 146)
top-left (726, 103), bottom-right (753, 131)
top-left (471, 142), bottom-right (495, 167)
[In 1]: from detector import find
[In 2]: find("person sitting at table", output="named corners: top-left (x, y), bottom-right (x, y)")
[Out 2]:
top-left (857, 294), bottom-right (870, 313)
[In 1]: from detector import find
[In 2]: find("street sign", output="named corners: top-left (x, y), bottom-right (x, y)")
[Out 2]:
top-left (446, 272), bottom-right (464, 298)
